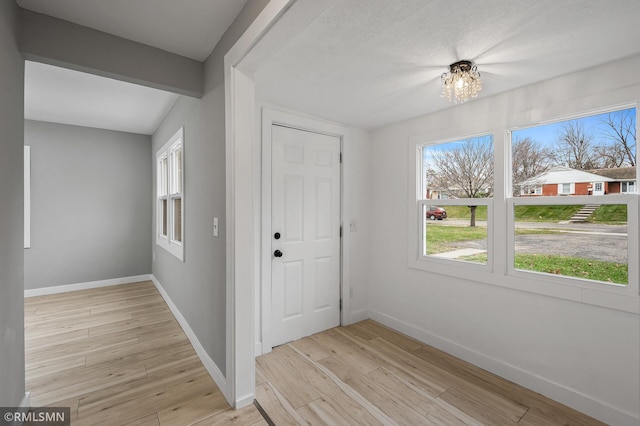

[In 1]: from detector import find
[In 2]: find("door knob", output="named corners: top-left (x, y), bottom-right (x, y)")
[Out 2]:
top-left (273, 250), bottom-right (283, 258)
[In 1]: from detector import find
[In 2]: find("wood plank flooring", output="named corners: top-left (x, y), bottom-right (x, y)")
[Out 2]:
top-left (26, 282), bottom-right (604, 425)
top-left (24, 281), bottom-right (260, 426)
top-left (256, 321), bottom-right (605, 425)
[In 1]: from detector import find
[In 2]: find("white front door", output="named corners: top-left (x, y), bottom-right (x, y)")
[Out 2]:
top-left (271, 124), bottom-right (341, 347)
top-left (593, 181), bottom-right (604, 195)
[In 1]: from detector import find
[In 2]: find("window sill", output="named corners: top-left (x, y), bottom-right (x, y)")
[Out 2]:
top-left (408, 256), bottom-right (639, 314)
top-left (156, 237), bottom-right (184, 262)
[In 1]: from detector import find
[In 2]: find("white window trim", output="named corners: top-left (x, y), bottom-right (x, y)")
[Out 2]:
top-left (407, 104), bottom-right (639, 314)
top-left (506, 194), bottom-right (638, 299)
top-left (417, 198), bottom-right (494, 272)
top-left (558, 182), bottom-right (574, 195)
top-left (621, 181), bottom-right (636, 193)
top-left (156, 127), bottom-right (184, 261)
top-left (408, 133), bottom-right (496, 279)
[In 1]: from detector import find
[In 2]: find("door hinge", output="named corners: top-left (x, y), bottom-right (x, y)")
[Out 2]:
top-left (339, 299), bottom-right (342, 311)
top-left (340, 226), bottom-right (343, 237)
top-left (340, 153), bottom-right (343, 163)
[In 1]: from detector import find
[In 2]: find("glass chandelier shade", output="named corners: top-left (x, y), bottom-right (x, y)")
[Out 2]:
top-left (441, 60), bottom-right (482, 104)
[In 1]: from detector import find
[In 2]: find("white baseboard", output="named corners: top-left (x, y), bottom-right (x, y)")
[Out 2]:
top-left (11, 392), bottom-right (31, 426)
top-left (18, 392), bottom-right (30, 410)
top-left (24, 275), bottom-right (153, 297)
top-left (368, 309), bottom-right (638, 426)
top-left (350, 309), bottom-right (369, 323)
top-left (235, 393), bottom-right (255, 409)
top-left (151, 275), bottom-right (229, 404)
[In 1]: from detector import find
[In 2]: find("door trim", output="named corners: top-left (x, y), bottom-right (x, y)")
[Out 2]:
top-left (259, 107), bottom-right (352, 355)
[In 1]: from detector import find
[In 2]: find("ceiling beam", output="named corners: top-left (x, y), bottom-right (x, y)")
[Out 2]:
top-left (18, 8), bottom-right (204, 98)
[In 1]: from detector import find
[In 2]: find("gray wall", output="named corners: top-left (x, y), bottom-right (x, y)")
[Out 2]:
top-left (0, 0), bottom-right (25, 407)
top-left (19, 8), bottom-right (204, 97)
top-left (24, 121), bottom-right (152, 290)
top-left (152, 0), bottom-right (269, 375)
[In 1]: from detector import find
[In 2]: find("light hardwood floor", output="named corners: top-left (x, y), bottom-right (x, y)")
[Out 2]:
top-left (25, 281), bottom-right (265, 426)
top-left (26, 281), bottom-right (603, 425)
top-left (255, 322), bottom-right (604, 425)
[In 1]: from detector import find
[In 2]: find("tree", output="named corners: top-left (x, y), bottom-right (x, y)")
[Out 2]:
top-left (553, 121), bottom-right (596, 169)
top-left (512, 137), bottom-right (552, 195)
top-left (597, 110), bottom-right (636, 167)
top-left (427, 137), bottom-right (493, 227)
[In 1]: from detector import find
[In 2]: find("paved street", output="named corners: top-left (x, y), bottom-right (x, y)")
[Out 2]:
top-left (427, 219), bottom-right (628, 263)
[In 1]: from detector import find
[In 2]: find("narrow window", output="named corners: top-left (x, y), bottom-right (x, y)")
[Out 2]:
top-left (420, 135), bottom-right (494, 265)
top-left (156, 128), bottom-right (184, 261)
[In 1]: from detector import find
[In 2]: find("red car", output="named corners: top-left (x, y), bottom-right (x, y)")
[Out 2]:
top-left (426, 206), bottom-right (447, 220)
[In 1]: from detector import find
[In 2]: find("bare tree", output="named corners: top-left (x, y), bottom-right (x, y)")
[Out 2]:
top-left (512, 137), bottom-right (552, 195)
top-left (553, 121), bottom-right (596, 169)
top-left (594, 143), bottom-right (628, 168)
top-left (428, 137), bottom-right (493, 226)
top-left (597, 110), bottom-right (636, 167)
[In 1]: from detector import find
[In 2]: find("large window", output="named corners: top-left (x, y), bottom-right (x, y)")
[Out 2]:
top-left (419, 135), bottom-right (493, 266)
top-left (156, 128), bottom-right (184, 261)
top-left (409, 105), bottom-right (638, 312)
top-left (510, 107), bottom-right (636, 287)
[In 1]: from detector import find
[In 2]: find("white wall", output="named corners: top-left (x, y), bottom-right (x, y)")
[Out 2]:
top-left (0, 0), bottom-right (25, 408)
top-left (344, 127), bottom-right (371, 321)
top-left (24, 121), bottom-right (152, 290)
top-left (369, 55), bottom-right (640, 425)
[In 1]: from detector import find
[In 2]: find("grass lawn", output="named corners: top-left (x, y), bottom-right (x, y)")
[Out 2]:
top-left (460, 253), bottom-right (628, 285)
top-left (513, 205), bottom-right (581, 222)
top-left (425, 225), bottom-right (486, 254)
top-left (514, 254), bottom-right (627, 284)
top-left (514, 229), bottom-right (562, 235)
top-left (443, 205), bottom-right (488, 220)
top-left (589, 204), bottom-right (627, 224)
top-left (445, 204), bottom-right (627, 225)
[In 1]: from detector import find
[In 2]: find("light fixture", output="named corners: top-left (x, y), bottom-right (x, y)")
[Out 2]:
top-left (441, 60), bottom-right (482, 104)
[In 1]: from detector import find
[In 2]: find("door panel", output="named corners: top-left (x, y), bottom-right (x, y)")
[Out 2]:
top-left (271, 124), bottom-right (341, 347)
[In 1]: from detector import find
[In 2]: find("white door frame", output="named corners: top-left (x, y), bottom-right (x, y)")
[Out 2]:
top-left (259, 108), bottom-right (352, 355)
top-left (224, 0), bottom-right (337, 408)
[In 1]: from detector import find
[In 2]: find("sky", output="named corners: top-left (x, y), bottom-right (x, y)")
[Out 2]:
top-left (422, 107), bottom-right (637, 166)
top-left (511, 107), bottom-right (636, 149)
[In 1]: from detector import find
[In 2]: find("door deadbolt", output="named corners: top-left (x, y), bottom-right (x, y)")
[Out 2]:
top-left (274, 232), bottom-right (281, 240)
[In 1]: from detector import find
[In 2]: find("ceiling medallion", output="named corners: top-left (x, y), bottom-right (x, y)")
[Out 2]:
top-left (441, 60), bottom-right (482, 104)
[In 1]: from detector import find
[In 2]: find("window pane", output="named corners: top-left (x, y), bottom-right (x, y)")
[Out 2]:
top-left (423, 205), bottom-right (488, 264)
top-left (173, 197), bottom-right (182, 242)
top-left (158, 156), bottom-right (168, 196)
top-left (176, 147), bottom-right (182, 193)
top-left (171, 145), bottom-right (183, 194)
top-left (422, 135), bottom-right (494, 199)
top-left (512, 107), bottom-right (636, 197)
top-left (161, 199), bottom-right (167, 236)
top-left (513, 204), bottom-right (628, 285)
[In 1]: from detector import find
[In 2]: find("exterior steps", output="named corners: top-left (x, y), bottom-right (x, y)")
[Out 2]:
top-left (568, 204), bottom-right (600, 222)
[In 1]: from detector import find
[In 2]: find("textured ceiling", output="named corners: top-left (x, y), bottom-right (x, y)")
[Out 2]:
top-left (255, 0), bottom-right (640, 130)
top-left (17, 0), bottom-right (248, 61)
top-left (25, 61), bottom-right (179, 135)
